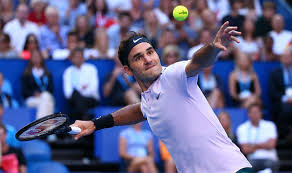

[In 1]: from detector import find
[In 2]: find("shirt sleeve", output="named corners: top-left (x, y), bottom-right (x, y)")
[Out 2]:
top-left (63, 67), bottom-right (74, 99)
top-left (236, 124), bottom-right (248, 144)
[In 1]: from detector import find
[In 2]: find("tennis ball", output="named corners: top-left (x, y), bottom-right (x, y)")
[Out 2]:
top-left (173, 5), bottom-right (189, 21)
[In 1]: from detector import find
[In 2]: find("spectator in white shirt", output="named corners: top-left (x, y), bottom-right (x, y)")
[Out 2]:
top-left (269, 14), bottom-right (292, 56)
top-left (63, 47), bottom-right (99, 120)
top-left (3, 4), bottom-right (39, 54)
top-left (237, 103), bottom-right (279, 172)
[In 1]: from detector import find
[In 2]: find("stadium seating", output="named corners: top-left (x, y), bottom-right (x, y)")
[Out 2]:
top-left (28, 161), bottom-right (70, 173)
top-left (21, 139), bottom-right (51, 163)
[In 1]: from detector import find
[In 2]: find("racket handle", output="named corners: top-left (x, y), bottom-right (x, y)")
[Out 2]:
top-left (68, 126), bottom-right (81, 135)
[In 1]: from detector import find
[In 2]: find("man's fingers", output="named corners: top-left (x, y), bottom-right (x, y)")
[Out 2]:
top-left (224, 26), bottom-right (238, 34)
top-left (231, 36), bottom-right (240, 43)
top-left (216, 44), bottom-right (227, 51)
top-left (219, 21), bottom-right (229, 34)
top-left (228, 30), bottom-right (241, 36)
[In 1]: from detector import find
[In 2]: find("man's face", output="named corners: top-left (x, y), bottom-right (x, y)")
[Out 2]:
top-left (71, 51), bottom-right (84, 67)
top-left (248, 106), bottom-right (262, 125)
top-left (280, 50), bottom-right (292, 67)
top-left (16, 5), bottom-right (29, 22)
top-left (125, 42), bottom-right (162, 84)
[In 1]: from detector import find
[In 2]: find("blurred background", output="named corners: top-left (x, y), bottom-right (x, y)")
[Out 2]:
top-left (0, 0), bottom-right (292, 173)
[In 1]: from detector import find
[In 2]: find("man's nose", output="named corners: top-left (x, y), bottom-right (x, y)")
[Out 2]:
top-left (144, 55), bottom-right (152, 64)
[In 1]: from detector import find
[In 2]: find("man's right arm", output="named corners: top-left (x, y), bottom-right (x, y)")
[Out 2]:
top-left (72, 103), bottom-right (145, 140)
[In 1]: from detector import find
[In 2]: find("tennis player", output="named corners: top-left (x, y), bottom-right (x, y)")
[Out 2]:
top-left (72, 21), bottom-right (254, 173)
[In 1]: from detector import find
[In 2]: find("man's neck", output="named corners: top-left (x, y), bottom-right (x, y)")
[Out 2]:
top-left (251, 121), bottom-right (259, 127)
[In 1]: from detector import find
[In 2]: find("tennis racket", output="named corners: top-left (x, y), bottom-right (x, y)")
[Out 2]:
top-left (15, 113), bottom-right (81, 141)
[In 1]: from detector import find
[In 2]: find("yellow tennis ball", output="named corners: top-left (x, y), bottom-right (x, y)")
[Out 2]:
top-left (173, 5), bottom-right (189, 21)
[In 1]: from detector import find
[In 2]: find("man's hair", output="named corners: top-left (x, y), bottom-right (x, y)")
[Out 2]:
top-left (118, 32), bottom-right (149, 66)
top-left (247, 103), bottom-right (262, 112)
top-left (263, 1), bottom-right (276, 10)
top-left (118, 12), bottom-right (132, 20)
top-left (67, 31), bottom-right (78, 38)
top-left (69, 47), bottom-right (84, 59)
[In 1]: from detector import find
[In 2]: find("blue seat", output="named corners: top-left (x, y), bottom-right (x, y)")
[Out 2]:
top-left (28, 161), bottom-right (69, 173)
top-left (21, 140), bottom-right (51, 163)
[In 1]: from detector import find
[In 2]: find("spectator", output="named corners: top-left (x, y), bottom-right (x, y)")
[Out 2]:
top-left (74, 15), bottom-right (94, 49)
top-left (201, 9), bottom-right (220, 36)
top-left (235, 18), bottom-right (260, 61)
top-left (198, 66), bottom-right (225, 109)
top-left (63, 47), bottom-right (99, 120)
top-left (105, 0), bottom-right (132, 13)
top-left (84, 28), bottom-right (115, 59)
top-left (22, 34), bottom-right (41, 60)
top-left (87, 0), bottom-right (116, 28)
top-left (162, 45), bottom-right (180, 66)
top-left (268, 49), bottom-right (292, 138)
top-left (47, 0), bottom-right (69, 25)
top-left (218, 111), bottom-right (235, 142)
top-left (260, 36), bottom-right (278, 61)
top-left (0, 104), bottom-right (19, 148)
top-left (0, 73), bottom-right (18, 109)
top-left (142, 9), bottom-right (162, 49)
top-left (39, 6), bottom-right (69, 58)
top-left (63, 0), bottom-right (87, 29)
top-left (187, 29), bottom-right (212, 59)
top-left (238, 0), bottom-right (262, 19)
top-left (229, 52), bottom-right (261, 108)
top-left (153, 0), bottom-right (173, 27)
top-left (52, 31), bottom-right (79, 60)
top-left (255, 1), bottom-right (275, 38)
top-left (0, 33), bottom-right (18, 59)
top-left (221, 0), bottom-right (245, 32)
top-left (236, 103), bottom-right (279, 172)
top-left (269, 14), bottom-right (292, 56)
top-left (130, 0), bottom-right (144, 29)
top-left (28, 0), bottom-right (47, 26)
top-left (21, 49), bottom-right (54, 119)
top-left (0, 123), bottom-right (26, 173)
top-left (3, 3), bottom-right (39, 53)
top-left (157, 28), bottom-right (176, 57)
top-left (159, 140), bottom-right (177, 173)
top-left (207, 0), bottom-right (230, 22)
top-left (0, 0), bottom-right (15, 24)
top-left (107, 12), bottom-right (134, 49)
top-left (119, 123), bottom-right (157, 173)
top-left (103, 54), bottom-right (140, 106)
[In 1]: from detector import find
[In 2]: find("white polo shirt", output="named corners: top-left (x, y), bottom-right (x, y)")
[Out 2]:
top-left (141, 61), bottom-right (251, 173)
top-left (236, 120), bottom-right (278, 161)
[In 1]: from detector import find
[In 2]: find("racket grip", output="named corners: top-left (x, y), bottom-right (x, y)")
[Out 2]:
top-left (68, 126), bottom-right (81, 135)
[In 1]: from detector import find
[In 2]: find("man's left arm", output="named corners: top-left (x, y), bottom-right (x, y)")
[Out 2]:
top-left (185, 21), bottom-right (241, 77)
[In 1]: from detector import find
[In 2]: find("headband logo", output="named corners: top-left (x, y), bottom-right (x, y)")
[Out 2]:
top-left (133, 38), bottom-right (142, 43)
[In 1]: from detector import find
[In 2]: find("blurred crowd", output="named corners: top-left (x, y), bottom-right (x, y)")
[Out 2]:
top-left (0, 0), bottom-right (291, 172)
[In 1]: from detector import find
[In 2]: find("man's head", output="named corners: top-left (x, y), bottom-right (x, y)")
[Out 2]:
top-left (280, 49), bottom-right (292, 67)
top-left (247, 103), bottom-right (262, 125)
top-left (0, 122), bottom-right (6, 145)
top-left (272, 14), bottom-right (285, 33)
top-left (67, 31), bottom-right (79, 51)
top-left (118, 12), bottom-right (132, 31)
top-left (263, 2), bottom-right (275, 20)
top-left (45, 6), bottom-right (59, 26)
top-left (70, 47), bottom-right (84, 68)
top-left (16, 4), bottom-right (29, 23)
top-left (118, 32), bottom-right (162, 86)
top-left (162, 45), bottom-right (180, 66)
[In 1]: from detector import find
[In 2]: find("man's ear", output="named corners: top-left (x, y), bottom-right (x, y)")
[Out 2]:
top-left (123, 65), bottom-right (133, 76)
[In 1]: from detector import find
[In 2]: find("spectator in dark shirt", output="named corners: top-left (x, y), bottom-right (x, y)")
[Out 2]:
top-left (255, 2), bottom-right (275, 38)
top-left (221, 0), bottom-right (245, 32)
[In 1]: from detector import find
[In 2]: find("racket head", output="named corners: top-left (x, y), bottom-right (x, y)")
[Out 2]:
top-left (15, 113), bottom-right (69, 141)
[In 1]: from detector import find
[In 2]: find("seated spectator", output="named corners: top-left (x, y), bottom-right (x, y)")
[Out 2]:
top-left (103, 54), bottom-right (140, 106)
top-left (187, 29), bottom-right (212, 60)
top-left (201, 9), bottom-right (220, 36)
top-left (62, 0), bottom-right (87, 29)
top-left (39, 6), bottom-right (69, 58)
top-left (119, 123), bottom-right (157, 173)
top-left (52, 31), bottom-right (79, 60)
top-left (162, 45), bottom-right (180, 66)
top-left (236, 103), bottom-right (279, 172)
top-left (28, 0), bottom-right (47, 26)
top-left (21, 50), bottom-right (54, 119)
top-left (130, 0), bottom-right (145, 29)
top-left (185, 0), bottom-right (206, 33)
top-left (87, 0), bottom-right (116, 29)
top-left (229, 52), bottom-right (261, 108)
top-left (221, 0), bottom-right (245, 32)
top-left (0, 123), bottom-right (26, 173)
top-left (198, 66), bottom-right (225, 109)
top-left (157, 28), bottom-right (177, 57)
top-left (218, 111), bottom-right (235, 142)
top-left (269, 14), bottom-right (292, 56)
top-left (235, 18), bottom-right (260, 61)
top-left (21, 34), bottom-right (41, 60)
top-left (153, 0), bottom-right (172, 28)
top-left (0, 0), bottom-right (15, 24)
top-left (74, 15), bottom-right (94, 49)
top-left (63, 48), bottom-right (99, 120)
top-left (0, 104), bottom-right (19, 148)
top-left (255, 1), bottom-right (275, 38)
top-left (0, 73), bottom-right (18, 109)
top-left (0, 33), bottom-right (18, 59)
top-left (268, 49), bottom-right (292, 138)
top-left (3, 4), bottom-right (39, 54)
top-left (207, 0), bottom-right (230, 22)
top-left (84, 28), bottom-right (115, 59)
top-left (159, 140), bottom-right (177, 173)
top-left (260, 36), bottom-right (278, 61)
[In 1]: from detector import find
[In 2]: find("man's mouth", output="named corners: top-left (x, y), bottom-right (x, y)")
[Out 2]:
top-left (145, 64), bottom-right (156, 70)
